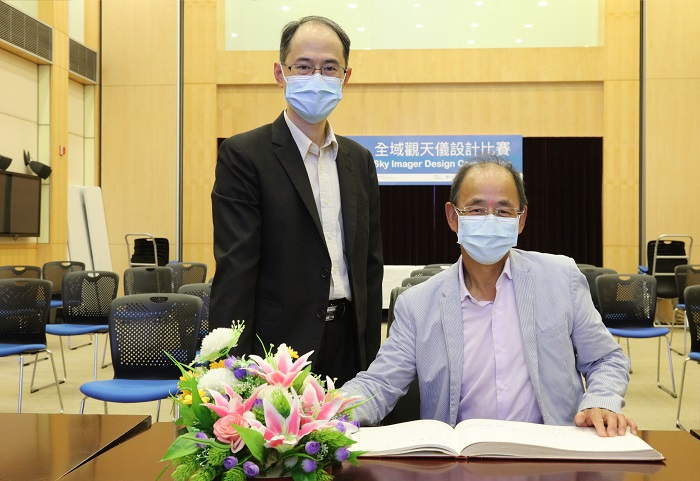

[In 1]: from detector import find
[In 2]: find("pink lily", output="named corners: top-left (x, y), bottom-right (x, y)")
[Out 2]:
top-left (248, 344), bottom-right (313, 388)
top-left (203, 383), bottom-right (263, 417)
top-left (247, 395), bottom-right (330, 452)
top-left (301, 376), bottom-right (362, 420)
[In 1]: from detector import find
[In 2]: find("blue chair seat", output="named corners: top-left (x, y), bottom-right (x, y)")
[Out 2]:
top-left (690, 352), bottom-right (700, 362)
top-left (608, 327), bottom-right (670, 339)
top-left (80, 379), bottom-right (180, 403)
top-left (50, 299), bottom-right (63, 309)
top-left (46, 324), bottom-right (108, 336)
top-left (0, 343), bottom-right (47, 356)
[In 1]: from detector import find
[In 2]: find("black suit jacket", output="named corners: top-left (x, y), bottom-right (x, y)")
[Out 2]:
top-left (210, 112), bottom-right (383, 370)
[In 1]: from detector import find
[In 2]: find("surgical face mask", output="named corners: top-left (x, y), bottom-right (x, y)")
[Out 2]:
top-left (456, 214), bottom-right (520, 265)
top-left (284, 73), bottom-right (343, 124)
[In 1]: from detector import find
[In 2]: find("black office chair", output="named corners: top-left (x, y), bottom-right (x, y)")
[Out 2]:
top-left (170, 262), bottom-right (208, 292)
top-left (123, 266), bottom-right (174, 295)
top-left (177, 282), bottom-right (211, 346)
top-left (409, 268), bottom-right (442, 278)
top-left (671, 264), bottom-right (700, 355)
top-left (0, 279), bottom-right (64, 413)
top-left (401, 276), bottom-right (431, 287)
top-left (0, 265), bottom-right (41, 280)
top-left (675, 284), bottom-right (700, 430)
top-left (579, 267), bottom-right (617, 312)
top-left (42, 261), bottom-right (86, 323)
top-left (79, 293), bottom-right (201, 421)
top-left (642, 235), bottom-right (692, 309)
top-left (596, 274), bottom-right (676, 397)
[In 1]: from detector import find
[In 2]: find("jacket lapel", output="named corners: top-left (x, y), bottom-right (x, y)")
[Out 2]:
top-left (271, 114), bottom-right (323, 237)
top-left (510, 251), bottom-right (542, 400)
top-left (440, 263), bottom-right (466, 424)
top-left (336, 140), bottom-right (357, 255)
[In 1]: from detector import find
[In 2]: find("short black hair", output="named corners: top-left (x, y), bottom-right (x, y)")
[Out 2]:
top-left (279, 16), bottom-right (351, 66)
top-left (449, 153), bottom-right (528, 209)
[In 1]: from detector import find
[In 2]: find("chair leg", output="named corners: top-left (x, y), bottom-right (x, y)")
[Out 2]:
top-left (30, 341), bottom-right (67, 392)
top-left (657, 336), bottom-right (677, 397)
top-left (45, 349), bottom-right (65, 413)
top-left (626, 338), bottom-right (633, 373)
top-left (92, 335), bottom-right (99, 382)
top-left (17, 354), bottom-right (25, 413)
top-left (68, 334), bottom-right (93, 350)
top-left (101, 333), bottom-right (111, 368)
top-left (675, 358), bottom-right (690, 430)
top-left (670, 309), bottom-right (688, 356)
top-left (80, 397), bottom-right (87, 414)
top-left (155, 399), bottom-right (162, 422)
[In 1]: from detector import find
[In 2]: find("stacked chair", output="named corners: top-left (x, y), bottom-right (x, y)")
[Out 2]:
top-left (675, 284), bottom-right (700, 430)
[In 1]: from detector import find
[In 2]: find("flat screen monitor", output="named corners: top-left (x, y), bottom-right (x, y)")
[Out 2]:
top-left (0, 171), bottom-right (41, 237)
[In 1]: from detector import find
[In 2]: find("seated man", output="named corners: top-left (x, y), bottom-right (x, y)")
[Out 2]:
top-left (342, 154), bottom-right (636, 437)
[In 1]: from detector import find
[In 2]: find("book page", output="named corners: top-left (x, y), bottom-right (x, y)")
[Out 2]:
top-left (453, 419), bottom-right (662, 459)
top-left (351, 419), bottom-right (460, 456)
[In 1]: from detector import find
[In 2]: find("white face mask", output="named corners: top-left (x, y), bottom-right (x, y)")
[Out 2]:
top-left (284, 73), bottom-right (343, 124)
top-left (456, 215), bottom-right (519, 265)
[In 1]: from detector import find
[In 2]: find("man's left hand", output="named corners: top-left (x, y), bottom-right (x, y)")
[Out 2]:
top-left (574, 408), bottom-right (638, 437)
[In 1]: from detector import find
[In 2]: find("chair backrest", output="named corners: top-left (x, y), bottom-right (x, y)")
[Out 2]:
top-left (647, 238), bottom-right (689, 299)
top-left (424, 264), bottom-right (450, 270)
top-left (177, 282), bottom-right (211, 344)
top-left (596, 274), bottom-right (657, 329)
top-left (675, 264), bottom-right (700, 305)
top-left (123, 266), bottom-right (174, 295)
top-left (0, 265), bottom-right (41, 280)
top-left (170, 262), bottom-right (208, 291)
top-left (579, 267), bottom-right (617, 310)
top-left (62, 271), bottom-right (119, 325)
top-left (576, 264), bottom-right (596, 270)
top-left (387, 286), bottom-right (411, 335)
top-left (42, 261), bottom-right (86, 300)
top-left (0, 279), bottom-right (52, 345)
top-left (109, 293), bottom-right (201, 380)
top-left (409, 268), bottom-right (441, 278)
top-left (401, 276), bottom-right (430, 287)
top-left (684, 285), bottom-right (700, 354)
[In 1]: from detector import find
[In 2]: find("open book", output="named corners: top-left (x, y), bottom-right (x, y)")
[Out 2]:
top-left (350, 419), bottom-right (664, 461)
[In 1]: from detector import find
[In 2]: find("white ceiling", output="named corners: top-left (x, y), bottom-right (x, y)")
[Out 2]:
top-left (224, 0), bottom-right (601, 52)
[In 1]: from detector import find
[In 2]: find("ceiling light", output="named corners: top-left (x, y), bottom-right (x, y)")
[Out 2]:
top-left (524, 24), bottom-right (534, 28)
top-left (515, 38), bottom-right (523, 44)
top-left (348, 3), bottom-right (358, 8)
top-left (416, 24), bottom-right (424, 28)
top-left (23, 150), bottom-right (52, 180)
top-left (467, 40), bottom-right (475, 45)
top-left (357, 27), bottom-right (366, 32)
top-left (281, 6), bottom-right (290, 11)
top-left (471, 23), bottom-right (479, 28)
top-left (537, 1), bottom-right (548, 6)
top-left (475, 1), bottom-right (484, 6)
top-left (230, 32), bottom-right (238, 38)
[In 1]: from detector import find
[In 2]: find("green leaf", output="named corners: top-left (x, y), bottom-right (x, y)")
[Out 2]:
top-left (291, 365), bottom-right (312, 392)
top-left (291, 470), bottom-right (315, 481)
top-left (230, 424), bottom-right (266, 463)
top-left (160, 433), bottom-right (201, 460)
top-left (345, 451), bottom-right (366, 467)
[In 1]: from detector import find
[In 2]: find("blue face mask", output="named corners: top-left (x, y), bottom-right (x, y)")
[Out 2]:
top-left (456, 215), bottom-right (519, 265)
top-left (284, 73), bottom-right (343, 124)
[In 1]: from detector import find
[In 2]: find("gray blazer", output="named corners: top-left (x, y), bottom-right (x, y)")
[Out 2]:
top-left (343, 249), bottom-right (630, 427)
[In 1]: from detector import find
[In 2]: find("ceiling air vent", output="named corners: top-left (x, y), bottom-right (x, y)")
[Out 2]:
top-left (0, 1), bottom-right (53, 63)
top-left (69, 38), bottom-right (98, 83)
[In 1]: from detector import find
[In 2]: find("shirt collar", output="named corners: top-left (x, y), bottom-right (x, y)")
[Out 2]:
top-left (283, 110), bottom-right (338, 156)
top-left (458, 255), bottom-right (513, 303)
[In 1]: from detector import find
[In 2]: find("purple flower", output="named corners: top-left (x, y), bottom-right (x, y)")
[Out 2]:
top-left (223, 456), bottom-right (238, 470)
top-left (305, 441), bottom-right (321, 455)
top-left (233, 367), bottom-right (247, 380)
top-left (335, 447), bottom-right (350, 462)
top-left (337, 414), bottom-right (349, 423)
top-left (301, 459), bottom-right (317, 473)
top-left (335, 422), bottom-right (346, 433)
top-left (194, 431), bottom-right (208, 448)
top-left (243, 461), bottom-right (259, 477)
top-left (351, 419), bottom-right (361, 429)
top-left (223, 357), bottom-right (237, 369)
top-left (252, 399), bottom-right (263, 408)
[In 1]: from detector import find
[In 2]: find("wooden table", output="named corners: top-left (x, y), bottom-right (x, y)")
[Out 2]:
top-left (62, 427), bottom-right (699, 481)
top-left (0, 413), bottom-right (151, 481)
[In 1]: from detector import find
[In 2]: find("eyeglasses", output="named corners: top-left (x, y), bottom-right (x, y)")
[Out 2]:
top-left (452, 204), bottom-right (523, 219)
top-left (282, 63), bottom-right (347, 78)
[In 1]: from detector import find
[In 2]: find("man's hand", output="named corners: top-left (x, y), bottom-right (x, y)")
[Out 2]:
top-left (574, 408), bottom-right (638, 437)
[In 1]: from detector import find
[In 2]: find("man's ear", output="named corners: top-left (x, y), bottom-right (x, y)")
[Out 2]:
top-left (518, 205), bottom-right (528, 234)
top-left (274, 63), bottom-right (286, 88)
top-left (445, 202), bottom-right (459, 234)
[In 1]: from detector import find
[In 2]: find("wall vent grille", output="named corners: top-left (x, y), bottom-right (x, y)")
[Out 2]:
top-left (0, 1), bottom-right (53, 63)
top-left (69, 39), bottom-right (98, 83)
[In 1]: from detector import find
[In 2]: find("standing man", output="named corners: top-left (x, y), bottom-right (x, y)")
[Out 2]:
top-left (343, 155), bottom-right (636, 437)
top-left (210, 16), bottom-right (383, 386)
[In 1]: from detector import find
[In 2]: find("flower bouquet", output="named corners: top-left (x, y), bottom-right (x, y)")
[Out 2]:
top-left (160, 321), bottom-right (364, 481)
